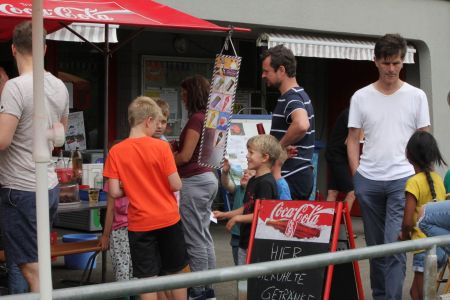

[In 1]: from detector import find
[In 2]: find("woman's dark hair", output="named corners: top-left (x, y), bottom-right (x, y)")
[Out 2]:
top-left (406, 131), bottom-right (447, 199)
top-left (180, 75), bottom-right (210, 115)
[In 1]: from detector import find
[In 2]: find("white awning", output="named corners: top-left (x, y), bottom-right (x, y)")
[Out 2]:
top-left (257, 33), bottom-right (416, 64)
top-left (47, 23), bottom-right (119, 43)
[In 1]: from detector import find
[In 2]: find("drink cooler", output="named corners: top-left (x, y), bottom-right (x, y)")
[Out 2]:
top-left (55, 209), bottom-right (102, 231)
top-left (55, 191), bottom-right (106, 232)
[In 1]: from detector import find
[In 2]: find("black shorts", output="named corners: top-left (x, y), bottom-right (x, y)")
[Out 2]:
top-left (285, 167), bottom-right (314, 200)
top-left (327, 161), bottom-right (354, 193)
top-left (128, 221), bottom-right (188, 278)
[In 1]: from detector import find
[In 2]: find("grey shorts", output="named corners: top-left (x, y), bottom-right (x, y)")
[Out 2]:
top-left (0, 187), bottom-right (59, 266)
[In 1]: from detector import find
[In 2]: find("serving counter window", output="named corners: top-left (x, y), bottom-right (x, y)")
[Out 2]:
top-left (141, 55), bottom-right (214, 139)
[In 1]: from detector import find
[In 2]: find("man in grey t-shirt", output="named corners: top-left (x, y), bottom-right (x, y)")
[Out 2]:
top-left (0, 21), bottom-right (69, 292)
top-left (0, 66), bottom-right (30, 294)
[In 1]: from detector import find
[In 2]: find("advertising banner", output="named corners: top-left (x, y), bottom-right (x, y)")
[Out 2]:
top-left (198, 54), bottom-right (241, 168)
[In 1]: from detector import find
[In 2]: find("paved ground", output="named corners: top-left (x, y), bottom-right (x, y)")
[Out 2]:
top-left (49, 216), bottom-right (449, 299)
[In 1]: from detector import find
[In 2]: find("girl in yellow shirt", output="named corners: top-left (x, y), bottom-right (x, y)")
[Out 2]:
top-left (398, 131), bottom-right (447, 300)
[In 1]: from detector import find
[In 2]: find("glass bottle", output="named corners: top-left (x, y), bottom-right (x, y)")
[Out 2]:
top-left (55, 149), bottom-right (65, 169)
top-left (66, 151), bottom-right (73, 182)
top-left (94, 172), bottom-right (103, 190)
top-left (72, 147), bottom-right (83, 185)
top-left (55, 149), bottom-right (66, 183)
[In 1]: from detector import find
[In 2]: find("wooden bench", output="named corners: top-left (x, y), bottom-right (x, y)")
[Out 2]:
top-left (0, 239), bottom-right (103, 285)
top-left (51, 240), bottom-right (101, 257)
top-left (52, 239), bottom-right (103, 285)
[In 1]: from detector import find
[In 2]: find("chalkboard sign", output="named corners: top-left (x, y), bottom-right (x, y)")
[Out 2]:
top-left (247, 200), bottom-right (335, 300)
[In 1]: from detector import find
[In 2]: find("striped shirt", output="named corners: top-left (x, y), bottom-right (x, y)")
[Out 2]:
top-left (270, 87), bottom-right (315, 178)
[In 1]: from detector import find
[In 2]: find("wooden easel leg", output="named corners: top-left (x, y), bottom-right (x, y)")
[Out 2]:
top-left (322, 201), bottom-right (344, 300)
top-left (343, 201), bottom-right (365, 300)
top-left (442, 258), bottom-right (450, 294)
top-left (436, 256), bottom-right (447, 291)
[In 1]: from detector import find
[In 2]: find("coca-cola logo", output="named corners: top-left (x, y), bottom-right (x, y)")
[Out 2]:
top-left (269, 202), bottom-right (332, 226)
top-left (0, 3), bottom-right (122, 21)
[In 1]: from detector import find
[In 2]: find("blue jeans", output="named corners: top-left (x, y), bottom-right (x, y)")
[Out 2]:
top-left (6, 262), bottom-right (28, 294)
top-left (0, 187), bottom-right (58, 294)
top-left (413, 250), bottom-right (447, 273)
top-left (230, 234), bottom-right (240, 266)
top-left (237, 247), bottom-right (247, 266)
top-left (418, 201), bottom-right (450, 254)
top-left (0, 204), bottom-right (29, 294)
top-left (354, 172), bottom-right (409, 300)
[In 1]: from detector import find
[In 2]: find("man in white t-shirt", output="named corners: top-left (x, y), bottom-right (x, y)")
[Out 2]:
top-left (347, 34), bottom-right (430, 300)
top-left (0, 21), bottom-right (69, 292)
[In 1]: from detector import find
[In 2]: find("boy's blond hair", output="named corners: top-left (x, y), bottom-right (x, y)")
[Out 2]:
top-left (153, 97), bottom-right (170, 118)
top-left (247, 134), bottom-right (282, 166)
top-left (128, 96), bottom-right (161, 127)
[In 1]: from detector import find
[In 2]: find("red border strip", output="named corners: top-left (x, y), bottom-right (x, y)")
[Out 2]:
top-left (246, 199), bottom-right (261, 264)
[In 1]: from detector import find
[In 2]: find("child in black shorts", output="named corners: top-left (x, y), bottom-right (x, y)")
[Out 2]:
top-left (104, 96), bottom-right (188, 300)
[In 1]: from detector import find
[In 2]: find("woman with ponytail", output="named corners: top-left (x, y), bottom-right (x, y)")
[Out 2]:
top-left (398, 130), bottom-right (447, 300)
top-left (173, 75), bottom-right (218, 300)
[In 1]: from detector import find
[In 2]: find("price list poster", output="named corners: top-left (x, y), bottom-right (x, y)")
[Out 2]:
top-left (198, 55), bottom-right (241, 169)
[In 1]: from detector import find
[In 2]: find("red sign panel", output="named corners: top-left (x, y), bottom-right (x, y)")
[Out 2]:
top-left (255, 200), bottom-right (335, 244)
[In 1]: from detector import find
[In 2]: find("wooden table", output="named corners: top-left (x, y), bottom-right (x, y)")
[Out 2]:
top-left (56, 200), bottom-right (108, 282)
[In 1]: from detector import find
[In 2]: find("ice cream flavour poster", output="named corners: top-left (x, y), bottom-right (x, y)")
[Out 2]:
top-left (198, 54), bottom-right (242, 169)
top-left (255, 200), bottom-right (335, 244)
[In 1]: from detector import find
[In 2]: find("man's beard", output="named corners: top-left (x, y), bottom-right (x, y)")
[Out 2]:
top-left (266, 79), bottom-right (281, 90)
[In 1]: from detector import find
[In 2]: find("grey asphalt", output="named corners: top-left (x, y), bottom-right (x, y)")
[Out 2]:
top-left (50, 216), bottom-right (448, 299)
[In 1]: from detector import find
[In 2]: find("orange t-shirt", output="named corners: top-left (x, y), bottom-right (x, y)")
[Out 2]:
top-left (103, 136), bottom-right (180, 231)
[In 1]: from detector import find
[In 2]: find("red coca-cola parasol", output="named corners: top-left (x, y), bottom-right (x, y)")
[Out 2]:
top-left (0, 0), bottom-right (250, 155)
top-left (0, 0), bottom-right (249, 41)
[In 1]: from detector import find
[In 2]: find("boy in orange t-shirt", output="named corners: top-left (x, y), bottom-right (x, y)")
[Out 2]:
top-left (103, 96), bottom-right (187, 300)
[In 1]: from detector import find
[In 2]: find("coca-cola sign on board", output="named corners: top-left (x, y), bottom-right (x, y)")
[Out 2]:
top-left (255, 200), bottom-right (335, 243)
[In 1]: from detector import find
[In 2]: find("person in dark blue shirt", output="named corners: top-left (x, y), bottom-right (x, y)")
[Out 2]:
top-left (325, 108), bottom-right (355, 210)
top-left (261, 45), bottom-right (315, 200)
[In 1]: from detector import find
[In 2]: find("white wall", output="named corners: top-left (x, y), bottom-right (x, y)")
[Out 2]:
top-left (159, 0), bottom-right (450, 173)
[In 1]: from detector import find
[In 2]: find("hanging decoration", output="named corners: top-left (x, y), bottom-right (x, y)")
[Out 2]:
top-left (198, 28), bottom-right (241, 169)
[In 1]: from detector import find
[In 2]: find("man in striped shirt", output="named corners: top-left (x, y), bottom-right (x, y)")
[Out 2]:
top-left (261, 45), bottom-right (315, 200)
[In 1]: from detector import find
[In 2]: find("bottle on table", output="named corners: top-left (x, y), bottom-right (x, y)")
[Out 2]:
top-left (94, 172), bottom-right (103, 190)
top-left (55, 149), bottom-right (67, 183)
top-left (72, 147), bottom-right (83, 185)
top-left (55, 149), bottom-right (65, 169)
